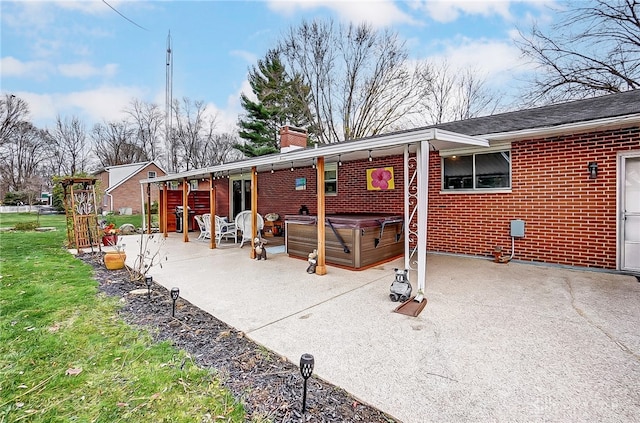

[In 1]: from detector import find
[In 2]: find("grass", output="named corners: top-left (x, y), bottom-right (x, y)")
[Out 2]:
top-left (0, 213), bottom-right (246, 422)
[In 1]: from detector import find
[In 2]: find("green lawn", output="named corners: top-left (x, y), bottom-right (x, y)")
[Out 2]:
top-left (0, 213), bottom-right (245, 422)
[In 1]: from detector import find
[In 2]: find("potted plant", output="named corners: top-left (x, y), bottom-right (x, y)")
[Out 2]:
top-left (104, 243), bottom-right (126, 270)
top-left (102, 223), bottom-right (120, 246)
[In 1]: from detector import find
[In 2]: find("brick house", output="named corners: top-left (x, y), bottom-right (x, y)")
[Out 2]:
top-left (146, 91), bottom-right (640, 275)
top-left (95, 161), bottom-right (166, 214)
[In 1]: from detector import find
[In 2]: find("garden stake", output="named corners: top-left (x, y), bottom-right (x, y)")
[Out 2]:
top-left (300, 353), bottom-right (314, 413)
top-left (170, 287), bottom-right (180, 317)
top-left (145, 275), bottom-right (153, 299)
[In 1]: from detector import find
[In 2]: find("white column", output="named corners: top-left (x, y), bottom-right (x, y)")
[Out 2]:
top-left (416, 140), bottom-right (430, 296)
top-left (404, 146), bottom-right (410, 270)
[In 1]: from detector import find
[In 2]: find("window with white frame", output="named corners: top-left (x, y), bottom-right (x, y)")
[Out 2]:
top-left (325, 162), bottom-right (338, 195)
top-left (189, 180), bottom-right (198, 191)
top-left (148, 171), bottom-right (157, 179)
top-left (169, 181), bottom-right (179, 190)
top-left (442, 150), bottom-right (511, 190)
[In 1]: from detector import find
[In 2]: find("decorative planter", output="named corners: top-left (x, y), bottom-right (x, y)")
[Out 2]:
top-left (102, 234), bottom-right (118, 246)
top-left (104, 250), bottom-right (126, 270)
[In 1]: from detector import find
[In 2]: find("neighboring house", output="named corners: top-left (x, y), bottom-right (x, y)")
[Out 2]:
top-left (146, 91), bottom-right (640, 272)
top-left (95, 161), bottom-right (166, 214)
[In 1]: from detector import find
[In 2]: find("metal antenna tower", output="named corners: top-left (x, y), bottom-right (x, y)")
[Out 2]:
top-left (165, 31), bottom-right (173, 171)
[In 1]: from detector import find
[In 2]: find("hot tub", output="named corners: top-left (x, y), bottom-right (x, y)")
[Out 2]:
top-left (285, 214), bottom-right (404, 269)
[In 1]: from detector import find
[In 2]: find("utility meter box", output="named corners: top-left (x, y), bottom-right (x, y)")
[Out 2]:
top-left (511, 219), bottom-right (525, 238)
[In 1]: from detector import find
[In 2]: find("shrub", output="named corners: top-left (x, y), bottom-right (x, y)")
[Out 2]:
top-left (14, 221), bottom-right (39, 231)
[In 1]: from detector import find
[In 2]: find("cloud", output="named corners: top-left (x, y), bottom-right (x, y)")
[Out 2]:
top-left (429, 37), bottom-right (524, 75)
top-left (58, 62), bottom-right (119, 79)
top-left (267, 0), bottom-right (417, 27)
top-left (412, 0), bottom-right (513, 23)
top-left (15, 85), bottom-right (146, 129)
top-left (230, 50), bottom-right (258, 65)
top-left (0, 56), bottom-right (53, 80)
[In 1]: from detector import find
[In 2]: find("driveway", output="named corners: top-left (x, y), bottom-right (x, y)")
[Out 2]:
top-left (121, 234), bottom-right (640, 422)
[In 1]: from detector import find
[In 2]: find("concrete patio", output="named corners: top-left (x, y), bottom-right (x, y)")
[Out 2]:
top-left (119, 234), bottom-right (640, 422)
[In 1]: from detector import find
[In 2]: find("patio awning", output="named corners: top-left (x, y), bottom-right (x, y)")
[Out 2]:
top-left (139, 128), bottom-right (488, 183)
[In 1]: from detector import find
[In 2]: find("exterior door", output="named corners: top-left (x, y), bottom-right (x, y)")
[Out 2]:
top-left (621, 154), bottom-right (640, 272)
top-left (231, 177), bottom-right (251, 220)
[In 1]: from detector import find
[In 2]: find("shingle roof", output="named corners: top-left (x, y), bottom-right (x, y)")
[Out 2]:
top-left (431, 90), bottom-right (640, 136)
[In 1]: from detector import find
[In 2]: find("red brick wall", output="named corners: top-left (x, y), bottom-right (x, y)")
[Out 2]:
top-left (160, 126), bottom-right (639, 269)
top-left (428, 127), bottom-right (640, 269)
top-left (256, 155), bottom-right (405, 218)
top-left (110, 164), bottom-right (166, 214)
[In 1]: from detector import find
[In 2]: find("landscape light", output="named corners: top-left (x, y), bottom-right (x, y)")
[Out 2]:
top-left (300, 353), bottom-right (315, 413)
top-left (170, 287), bottom-right (180, 317)
top-left (145, 275), bottom-right (153, 299)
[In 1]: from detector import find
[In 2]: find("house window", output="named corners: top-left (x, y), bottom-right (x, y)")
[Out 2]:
top-left (443, 151), bottom-right (511, 190)
top-left (148, 171), bottom-right (156, 179)
top-left (189, 180), bottom-right (198, 191)
top-left (169, 181), bottom-right (179, 190)
top-left (325, 162), bottom-right (338, 195)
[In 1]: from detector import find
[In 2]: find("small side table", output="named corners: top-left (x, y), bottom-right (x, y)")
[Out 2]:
top-left (263, 219), bottom-right (282, 237)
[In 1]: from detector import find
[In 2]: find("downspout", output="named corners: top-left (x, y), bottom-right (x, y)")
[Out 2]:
top-left (105, 192), bottom-right (114, 214)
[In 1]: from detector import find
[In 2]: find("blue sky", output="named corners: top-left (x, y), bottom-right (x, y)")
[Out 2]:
top-left (1, 0), bottom-right (559, 132)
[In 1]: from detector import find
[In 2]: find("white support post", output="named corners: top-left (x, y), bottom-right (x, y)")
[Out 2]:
top-left (416, 141), bottom-right (430, 297)
top-left (140, 183), bottom-right (146, 231)
top-left (404, 146), bottom-right (410, 270)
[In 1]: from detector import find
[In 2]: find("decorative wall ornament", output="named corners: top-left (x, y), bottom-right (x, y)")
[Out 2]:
top-left (366, 166), bottom-right (395, 190)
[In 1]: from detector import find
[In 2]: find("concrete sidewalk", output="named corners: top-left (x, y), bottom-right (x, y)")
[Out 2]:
top-left (120, 234), bottom-right (640, 422)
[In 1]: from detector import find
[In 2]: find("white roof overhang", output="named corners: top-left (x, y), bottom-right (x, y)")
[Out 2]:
top-left (140, 128), bottom-right (489, 184)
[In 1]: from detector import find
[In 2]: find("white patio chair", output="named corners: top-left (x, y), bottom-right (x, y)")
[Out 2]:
top-left (215, 215), bottom-right (237, 244)
top-left (200, 213), bottom-right (212, 240)
top-left (234, 210), bottom-right (264, 248)
top-left (194, 214), bottom-right (209, 240)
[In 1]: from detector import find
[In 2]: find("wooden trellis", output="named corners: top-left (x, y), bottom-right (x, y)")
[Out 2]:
top-left (60, 177), bottom-right (101, 251)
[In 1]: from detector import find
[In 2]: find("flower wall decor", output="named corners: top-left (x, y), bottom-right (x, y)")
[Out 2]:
top-left (366, 166), bottom-right (395, 190)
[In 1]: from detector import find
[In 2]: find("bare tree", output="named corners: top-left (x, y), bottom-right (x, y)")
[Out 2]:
top-left (0, 121), bottom-right (49, 195)
top-left (125, 99), bottom-right (164, 162)
top-left (91, 120), bottom-right (146, 168)
top-left (171, 97), bottom-right (220, 171)
top-left (421, 61), bottom-right (500, 124)
top-left (48, 115), bottom-right (91, 176)
top-left (516, 0), bottom-right (640, 104)
top-left (279, 19), bottom-right (431, 143)
top-left (204, 132), bottom-right (243, 165)
top-left (0, 94), bottom-right (30, 146)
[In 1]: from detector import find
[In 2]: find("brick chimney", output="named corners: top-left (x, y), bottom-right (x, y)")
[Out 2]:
top-left (280, 126), bottom-right (308, 153)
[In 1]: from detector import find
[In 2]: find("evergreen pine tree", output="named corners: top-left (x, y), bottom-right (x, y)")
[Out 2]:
top-left (236, 50), bottom-right (312, 157)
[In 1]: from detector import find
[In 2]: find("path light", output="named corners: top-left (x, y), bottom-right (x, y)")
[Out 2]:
top-left (170, 287), bottom-right (180, 317)
top-left (300, 353), bottom-right (314, 413)
top-left (145, 275), bottom-right (153, 299)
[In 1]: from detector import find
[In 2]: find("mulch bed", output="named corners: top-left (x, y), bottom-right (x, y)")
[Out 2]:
top-left (78, 252), bottom-right (397, 422)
